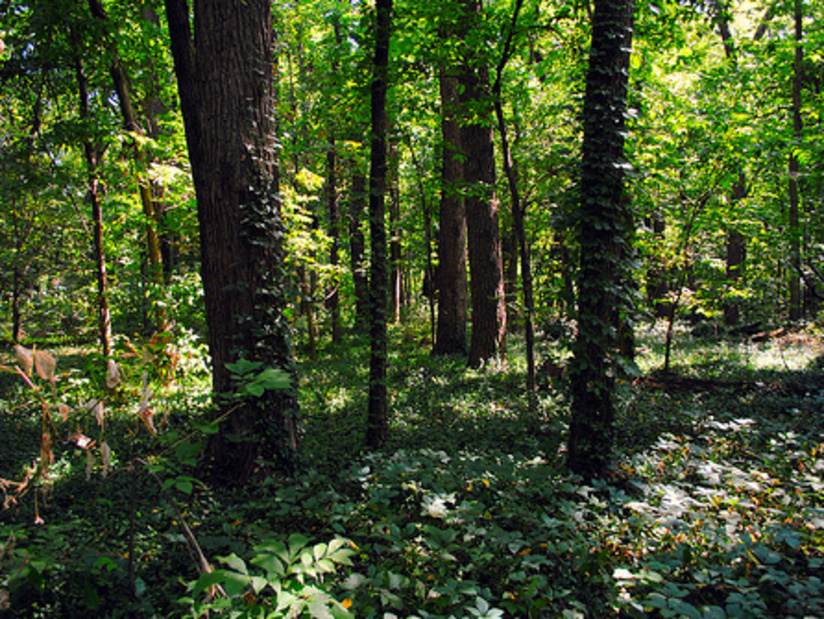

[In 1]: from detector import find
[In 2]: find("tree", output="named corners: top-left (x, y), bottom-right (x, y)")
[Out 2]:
top-left (164, 0), bottom-right (299, 481)
top-left (433, 37), bottom-right (468, 356)
top-left (458, 0), bottom-right (506, 368)
top-left (366, 0), bottom-right (393, 448)
top-left (566, 0), bottom-right (636, 479)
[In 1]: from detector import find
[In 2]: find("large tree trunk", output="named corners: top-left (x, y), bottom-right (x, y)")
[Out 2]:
top-left (366, 0), bottom-right (393, 449)
top-left (459, 0), bottom-right (506, 368)
top-left (165, 0), bottom-right (299, 482)
top-left (433, 65), bottom-right (468, 356)
top-left (567, 0), bottom-right (635, 479)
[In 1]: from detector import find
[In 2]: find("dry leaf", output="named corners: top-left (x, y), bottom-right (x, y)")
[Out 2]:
top-left (100, 442), bottom-right (112, 477)
top-left (69, 428), bottom-right (94, 450)
top-left (138, 406), bottom-right (157, 436)
top-left (57, 403), bottom-right (70, 421)
top-left (34, 350), bottom-right (57, 383)
top-left (13, 345), bottom-right (33, 375)
top-left (39, 433), bottom-right (54, 468)
top-left (105, 359), bottom-right (120, 389)
top-left (85, 450), bottom-right (95, 481)
top-left (85, 399), bottom-right (105, 428)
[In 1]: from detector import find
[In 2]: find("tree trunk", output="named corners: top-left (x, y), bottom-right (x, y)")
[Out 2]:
top-left (566, 0), bottom-right (635, 479)
top-left (165, 0), bottom-right (299, 482)
top-left (389, 143), bottom-right (404, 323)
top-left (72, 52), bottom-right (112, 359)
top-left (458, 0), bottom-right (506, 368)
top-left (366, 0), bottom-right (392, 449)
top-left (325, 133), bottom-right (342, 345)
top-left (724, 177), bottom-right (747, 326)
top-left (788, 0), bottom-right (803, 321)
top-left (88, 0), bottom-right (166, 333)
top-left (433, 65), bottom-right (468, 356)
top-left (349, 164), bottom-right (369, 332)
top-left (493, 0), bottom-right (535, 396)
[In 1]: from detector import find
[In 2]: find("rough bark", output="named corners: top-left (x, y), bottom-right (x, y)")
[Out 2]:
top-left (458, 0), bottom-right (506, 368)
top-left (566, 0), bottom-right (635, 479)
top-left (164, 0), bottom-right (299, 482)
top-left (433, 65), bottom-right (468, 356)
top-left (366, 0), bottom-right (393, 449)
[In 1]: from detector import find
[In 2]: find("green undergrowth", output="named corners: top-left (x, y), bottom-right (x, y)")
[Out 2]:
top-left (1, 323), bottom-right (824, 617)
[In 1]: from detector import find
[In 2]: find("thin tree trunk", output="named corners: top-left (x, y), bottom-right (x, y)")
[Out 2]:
top-left (72, 51), bottom-right (112, 358)
top-left (349, 166), bottom-right (369, 331)
top-left (389, 143), bottom-right (403, 323)
top-left (326, 133), bottom-right (342, 345)
top-left (788, 0), bottom-right (803, 320)
top-left (88, 0), bottom-right (166, 334)
top-left (492, 0), bottom-right (535, 396)
top-left (366, 0), bottom-right (392, 449)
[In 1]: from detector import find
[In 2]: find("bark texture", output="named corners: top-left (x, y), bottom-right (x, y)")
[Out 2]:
top-left (567, 0), bottom-right (635, 479)
top-left (165, 0), bottom-right (299, 482)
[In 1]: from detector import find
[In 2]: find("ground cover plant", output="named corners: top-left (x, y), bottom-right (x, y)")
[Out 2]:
top-left (1, 322), bottom-right (824, 618)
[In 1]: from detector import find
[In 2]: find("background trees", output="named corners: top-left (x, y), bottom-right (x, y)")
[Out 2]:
top-left (1, 0), bottom-right (824, 473)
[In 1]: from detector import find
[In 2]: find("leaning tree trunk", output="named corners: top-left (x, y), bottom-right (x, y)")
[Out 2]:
top-left (566, 0), bottom-right (635, 480)
top-left (165, 0), bottom-right (299, 482)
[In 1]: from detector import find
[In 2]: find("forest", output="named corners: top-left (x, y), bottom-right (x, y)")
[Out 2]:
top-left (1, 0), bottom-right (824, 616)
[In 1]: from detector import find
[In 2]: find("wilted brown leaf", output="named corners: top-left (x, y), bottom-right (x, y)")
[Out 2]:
top-left (69, 428), bottom-right (94, 450)
top-left (34, 350), bottom-right (57, 383)
top-left (39, 433), bottom-right (54, 468)
top-left (13, 345), bottom-right (33, 376)
top-left (100, 442), bottom-right (112, 477)
top-left (86, 449), bottom-right (95, 481)
top-left (106, 359), bottom-right (120, 389)
top-left (85, 450), bottom-right (95, 481)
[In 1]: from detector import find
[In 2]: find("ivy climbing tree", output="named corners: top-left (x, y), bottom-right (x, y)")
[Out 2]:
top-left (164, 0), bottom-right (300, 482)
top-left (566, 0), bottom-right (636, 479)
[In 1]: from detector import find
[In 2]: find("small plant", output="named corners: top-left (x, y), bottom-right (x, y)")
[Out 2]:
top-left (181, 533), bottom-right (355, 618)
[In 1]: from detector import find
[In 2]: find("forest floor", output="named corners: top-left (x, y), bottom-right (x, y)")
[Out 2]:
top-left (1, 320), bottom-right (824, 618)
